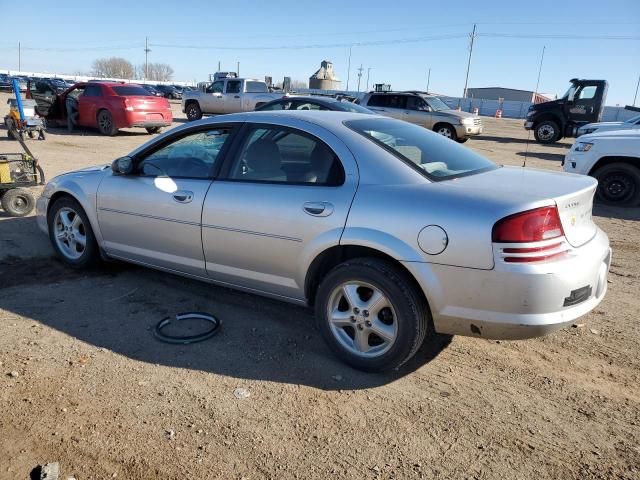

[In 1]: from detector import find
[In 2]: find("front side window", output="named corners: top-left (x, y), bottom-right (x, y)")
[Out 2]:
top-left (226, 126), bottom-right (344, 185)
top-left (424, 96), bottom-right (450, 111)
top-left (577, 86), bottom-right (597, 100)
top-left (83, 85), bottom-right (102, 97)
top-left (206, 81), bottom-right (224, 94)
top-left (137, 128), bottom-right (232, 179)
top-left (406, 97), bottom-right (428, 111)
top-left (345, 118), bottom-right (497, 181)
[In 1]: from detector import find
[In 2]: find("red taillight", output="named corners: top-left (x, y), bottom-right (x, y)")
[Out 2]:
top-left (492, 206), bottom-right (564, 243)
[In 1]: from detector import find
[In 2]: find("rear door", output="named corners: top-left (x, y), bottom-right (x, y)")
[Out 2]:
top-left (77, 84), bottom-right (103, 127)
top-left (97, 126), bottom-right (236, 276)
top-left (201, 121), bottom-right (359, 300)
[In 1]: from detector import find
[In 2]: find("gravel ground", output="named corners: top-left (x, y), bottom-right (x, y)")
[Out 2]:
top-left (0, 93), bottom-right (638, 479)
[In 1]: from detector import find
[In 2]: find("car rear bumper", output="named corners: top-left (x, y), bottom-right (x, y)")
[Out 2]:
top-left (124, 111), bottom-right (172, 128)
top-left (403, 228), bottom-right (611, 339)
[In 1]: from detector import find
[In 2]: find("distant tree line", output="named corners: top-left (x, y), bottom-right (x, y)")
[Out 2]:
top-left (90, 57), bottom-right (174, 82)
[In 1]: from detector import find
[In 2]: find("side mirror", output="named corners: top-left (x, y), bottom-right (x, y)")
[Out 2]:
top-left (111, 156), bottom-right (133, 175)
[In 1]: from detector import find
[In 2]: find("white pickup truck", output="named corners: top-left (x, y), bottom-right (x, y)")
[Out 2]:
top-left (563, 129), bottom-right (640, 206)
top-left (182, 78), bottom-right (283, 121)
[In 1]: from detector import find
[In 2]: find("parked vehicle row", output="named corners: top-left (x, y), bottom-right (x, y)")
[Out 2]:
top-left (37, 110), bottom-right (611, 371)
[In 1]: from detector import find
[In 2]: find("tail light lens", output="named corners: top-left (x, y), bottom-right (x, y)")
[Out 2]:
top-left (492, 206), bottom-right (564, 243)
top-left (123, 98), bottom-right (134, 111)
top-left (493, 206), bottom-right (567, 263)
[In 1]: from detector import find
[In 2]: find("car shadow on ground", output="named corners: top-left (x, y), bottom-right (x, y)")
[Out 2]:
top-left (515, 151), bottom-right (565, 162)
top-left (593, 204), bottom-right (640, 221)
top-left (475, 135), bottom-right (573, 147)
top-left (0, 216), bottom-right (452, 391)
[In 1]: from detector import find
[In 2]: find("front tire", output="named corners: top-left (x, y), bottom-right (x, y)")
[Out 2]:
top-left (434, 123), bottom-right (457, 141)
top-left (97, 110), bottom-right (118, 136)
top-left (47, 197), bottom-right (99, 268)
top-left (1, 188), bottom-right (35, 216)
top-left (593, 162), bottom-right (640, 206)
top-left (315, 258), bottom-right (431, 372)
top-left (534, 120), bottom-right (560, 144)
top-left (185, 102), bottom-right (202, 121)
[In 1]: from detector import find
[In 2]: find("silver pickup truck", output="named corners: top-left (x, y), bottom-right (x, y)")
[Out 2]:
top-left (182, 78), bottom-right (283, 120)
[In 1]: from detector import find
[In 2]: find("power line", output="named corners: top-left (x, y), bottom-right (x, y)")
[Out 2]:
top-left (479, 33), bottom-right (640, 40)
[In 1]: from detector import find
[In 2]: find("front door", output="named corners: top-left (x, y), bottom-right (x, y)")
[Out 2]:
top-left (97, 126), bottom-right (236, 276)
top-left (202, 122), bottom-right (359, 300)
top-left (405, 96), bottom-right (432, 127)
top-left (567, 83), bottom-right (603, 124)
top-left (223, 80), bottom-right (242, 113)
top-left (203, 80), bottom-right (225, 113)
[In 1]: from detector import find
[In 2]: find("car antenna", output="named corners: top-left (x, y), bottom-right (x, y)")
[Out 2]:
top-left (522, 130), bottom-right (532, 168)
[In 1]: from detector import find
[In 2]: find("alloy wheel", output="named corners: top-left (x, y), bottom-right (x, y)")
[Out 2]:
top-left (326, 281), bottom-right (398, 358)
top-left (53, 207), bottom-right (87, 260)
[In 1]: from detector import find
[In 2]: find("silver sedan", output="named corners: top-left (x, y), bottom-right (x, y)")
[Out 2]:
top-left (37, 111), bottom-right (611, 372)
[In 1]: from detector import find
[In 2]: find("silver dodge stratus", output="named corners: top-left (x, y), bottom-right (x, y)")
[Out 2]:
top-left (37, 111), bottom-right (611, 372)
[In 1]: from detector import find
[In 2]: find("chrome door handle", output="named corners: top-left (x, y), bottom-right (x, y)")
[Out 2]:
top-left (303, 201), bottom-right (334, 217)
top-left (172, 191), bottom-right (194, 203)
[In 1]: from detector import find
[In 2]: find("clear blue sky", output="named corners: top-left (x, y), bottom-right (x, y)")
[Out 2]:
top-left (1, 0), bottom-right (638, 105)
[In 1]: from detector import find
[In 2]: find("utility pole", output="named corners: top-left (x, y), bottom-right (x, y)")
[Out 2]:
top-left (533, 46), bottom-right (546, 101)
top-left (346, 45), bottom-right (352, 91)
top-left (426, 67), bottom-right (431, 92)
top-left (144, 37), bottom-right (151, 80)
top-left (237, 61), bottom-right (240, 76)
top-left (356, 64), bottom-right (363, 93)
top-left (18, 42), bottom-right (21, 71)
top-left (366, 67), bottom-right (371, 91)
top-left (218, 60), bottom-right (221, 72)
top-left (462, 23), bottom-right (476, 98)
top-left (634, 73), bottom-right (640, 106)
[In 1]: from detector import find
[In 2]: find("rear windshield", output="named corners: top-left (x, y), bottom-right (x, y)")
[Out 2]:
top-left (246, 81), bottom-right (268, 93)
top-left (113, 86), bottom-right (152, 96)
top-left (332, 101), bottom-right (373, 114)
top-left (345, 117), bottom-right (497, 181)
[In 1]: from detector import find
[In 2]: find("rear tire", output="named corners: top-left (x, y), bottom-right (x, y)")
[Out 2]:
top-left (593, 162), bottom-right (640, 206)
top-left (433, 123), bottom-right (457, 141)
top-left (97, 110), bottom-right (118, 136)
top-left (47, 197), bottom-right (100, 268)
top-left (146, 127), bottom-right (162, 134)
top-left (534, 120), bottom-right (560, 144)
top-left (315, 258), bottom-right (431, 372)
top-left (1, 188), bottom-right (35, 217)
top-left (185, 102), bottom-right (202, 121)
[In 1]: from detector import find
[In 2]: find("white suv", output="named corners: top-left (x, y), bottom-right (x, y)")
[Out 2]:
top-left (563, 129), bottom-right (640, 206)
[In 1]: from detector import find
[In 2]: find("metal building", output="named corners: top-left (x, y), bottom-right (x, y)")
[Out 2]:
top-left (309, 60), bottom-right (341, 90)
top-left (467, 87), bottom-right (554, 104)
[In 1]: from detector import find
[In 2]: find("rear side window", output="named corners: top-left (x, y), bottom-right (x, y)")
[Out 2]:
top-left (113, 86), bottom-right (151, 96)
top-left (246, 81), bottom-right (268, 93)
top-left (345, 117), bottom-right (497, 181)
top-left (367, 94), bottom-right (406, 109)
top-left (258, 101), bottom-right (293, 111)
top-left (226, 126), bottom-right (345, 186)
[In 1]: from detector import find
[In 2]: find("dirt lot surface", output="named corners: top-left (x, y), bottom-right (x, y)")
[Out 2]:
top-left (1, 92), bottom-right (639, 479)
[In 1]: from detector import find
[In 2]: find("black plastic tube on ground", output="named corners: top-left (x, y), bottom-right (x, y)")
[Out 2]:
top-left (153, 312), bottom-right (221, 345)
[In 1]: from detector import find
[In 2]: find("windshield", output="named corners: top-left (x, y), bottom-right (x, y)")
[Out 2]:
top-left (624, 114), bottom-right (640, 124)
top-left (332, 101), bottom-right (373, 114)
top-left (562, 83), bottom-right (577, 100)
top-left (424, 96), bottom-right (450, 111)
top-left (345, 118), bottom-right (497, 181)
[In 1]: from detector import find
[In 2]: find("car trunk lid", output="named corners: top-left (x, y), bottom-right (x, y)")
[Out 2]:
top-left (450, 166), bottom-right (597, 247)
